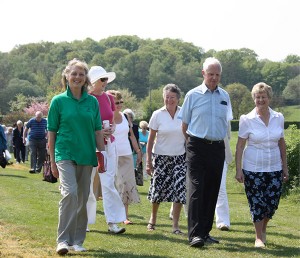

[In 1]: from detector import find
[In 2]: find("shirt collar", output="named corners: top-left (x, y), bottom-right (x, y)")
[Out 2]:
top-left (66, 86), bottom-right (88, 102)
top-left (199, 82), bottom-right (220, 94)
top-left (249, 107), bottom-right (279, 119)
top-left (159, 105), bottom-right (181, 112)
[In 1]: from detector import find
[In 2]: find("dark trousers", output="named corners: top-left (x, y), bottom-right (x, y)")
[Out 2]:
top-left (186, 136), bottom-right (225, 241)
top-left (15, 144), bottom-right (25, 162)
top-left (29, 138), bottom-right (47, 171)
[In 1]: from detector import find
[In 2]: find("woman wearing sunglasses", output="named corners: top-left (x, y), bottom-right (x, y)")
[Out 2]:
top-left (107, 90), bottom-right (142, 225)
top-left (87, 66), bottom-right (126, 234)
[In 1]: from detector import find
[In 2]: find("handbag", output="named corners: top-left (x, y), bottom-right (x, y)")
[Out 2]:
top-left (96, 151), bottom-right (106, 173)
top-left (0, 150), bottom-right (7, 168)
top-left (42, 155), bottom-right (57, 183)
top-left (135, 162), bottom-right (143, 186)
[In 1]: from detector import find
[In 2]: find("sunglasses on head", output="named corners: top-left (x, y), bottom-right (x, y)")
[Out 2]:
top-left (115, 101), bottom-right (124, 105)
top-left (100, 77), bottom-right (108, 82)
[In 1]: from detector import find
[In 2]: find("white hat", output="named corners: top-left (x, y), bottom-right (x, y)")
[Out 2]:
top-left (88, 66), bottom-right (116, 84)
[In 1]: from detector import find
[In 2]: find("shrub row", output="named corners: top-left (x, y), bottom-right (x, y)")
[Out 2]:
top-left (231, 120), bottom-right (300, 131)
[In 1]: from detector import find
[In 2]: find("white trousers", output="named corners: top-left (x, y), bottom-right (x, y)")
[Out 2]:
top-left (215, 162), bottom-right (230, 227)
top-left (87, 140), bottom-right (126, 225)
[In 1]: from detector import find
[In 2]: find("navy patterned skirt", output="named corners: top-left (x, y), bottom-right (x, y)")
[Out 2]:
top-left (243, 169), bottom-right (283, 222)
top-left (147, 153), bottom-right (186, 204)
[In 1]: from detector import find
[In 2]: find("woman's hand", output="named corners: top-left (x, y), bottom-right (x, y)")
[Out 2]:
top-left (51, 161), bottom-right (59, 178)
top-left (136, 151), bottom-right (142, 164)
top-left (283, 169), bottom-right (289, 182)
top-left (146, 162), bottom-right (153, 176)
top-left (102, 127), bottom-right (113, 139)
top-left (235, 169), bottom-right (244, 183)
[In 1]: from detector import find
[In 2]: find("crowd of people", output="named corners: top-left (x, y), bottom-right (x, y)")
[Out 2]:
top-left (0, 57), bottom-right (288, 255)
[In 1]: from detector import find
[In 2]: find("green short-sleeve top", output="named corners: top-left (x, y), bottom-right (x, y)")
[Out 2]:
top-left (47, 87), bottom-right (102, 166)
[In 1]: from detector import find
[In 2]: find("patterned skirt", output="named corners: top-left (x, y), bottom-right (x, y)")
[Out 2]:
top-left (147, 153), bottom-right (186, 204)
top-left (243, 169), bottom-right (283, 222)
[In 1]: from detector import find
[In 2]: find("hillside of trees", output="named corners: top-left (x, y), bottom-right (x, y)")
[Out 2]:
top-left (0, 35), bottom-right (299, 122)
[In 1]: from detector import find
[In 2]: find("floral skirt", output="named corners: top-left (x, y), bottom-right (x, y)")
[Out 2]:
top-left (243, 169), bottom-right (283, 222)
top-left (147, 153), bottom-right (186, 204)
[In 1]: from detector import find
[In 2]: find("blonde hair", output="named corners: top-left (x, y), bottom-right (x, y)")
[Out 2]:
top-left (107, 90), bottom-right (122, 100)
top-left (61, 58), bottom-right (91, 91)
top-left (251, 82), bottom-right (273, 100)
top-left (139, 120), bottom-right (148, 129)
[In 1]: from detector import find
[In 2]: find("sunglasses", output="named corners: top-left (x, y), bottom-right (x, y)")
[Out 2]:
top-left (115, 101), bottom-right (124, 105)
top-left (100, 77), bottom-right (108, 82)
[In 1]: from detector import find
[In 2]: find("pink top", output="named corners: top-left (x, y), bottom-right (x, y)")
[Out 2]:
top-left (90, 92), bottom-right (116, 143)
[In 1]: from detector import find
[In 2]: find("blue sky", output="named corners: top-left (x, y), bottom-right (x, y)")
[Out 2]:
top-left (1, 0), bottom-right (299, 61)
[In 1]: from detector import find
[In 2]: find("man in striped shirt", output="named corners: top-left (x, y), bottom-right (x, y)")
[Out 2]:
top-left (23, 111), bottom-right (47, 173)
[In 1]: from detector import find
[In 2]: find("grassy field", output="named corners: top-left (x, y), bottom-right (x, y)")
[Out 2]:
top-left (277, 105), bottom-right (300, 121)
top-left (0, 134), bottom-right (299, 258)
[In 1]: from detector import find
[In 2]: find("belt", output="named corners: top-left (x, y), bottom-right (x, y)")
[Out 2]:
top-left (190, 135), bottom-right (223, 145)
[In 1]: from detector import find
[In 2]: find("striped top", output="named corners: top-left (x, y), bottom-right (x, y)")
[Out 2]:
top-left (26, 117), bottom-right (47, 140)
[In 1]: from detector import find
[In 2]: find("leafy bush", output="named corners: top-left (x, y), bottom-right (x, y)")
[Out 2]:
top-left (283, 125), bottom-right (300, 196)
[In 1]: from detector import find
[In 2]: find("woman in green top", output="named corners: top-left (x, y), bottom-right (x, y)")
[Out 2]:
top-left (47, 58), bottom-right (105, 255)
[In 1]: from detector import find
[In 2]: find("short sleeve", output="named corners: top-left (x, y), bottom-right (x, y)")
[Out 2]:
top-left (238, 114), bottom-right (249, 139)
top-left (148, 111), bottom-right (159, 130)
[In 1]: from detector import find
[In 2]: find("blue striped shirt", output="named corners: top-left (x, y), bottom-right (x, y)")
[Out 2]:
top-left (26, 117), bottom-right (47, 141)
top-left (178, 83), bottom-right (233, 141)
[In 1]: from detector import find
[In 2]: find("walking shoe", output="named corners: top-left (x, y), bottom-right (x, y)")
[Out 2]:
top-left (56, 241), bottom-right (69, 255)
top-left (29, 169), bottom-right (35, 174)
top-left (190, 236), bottom-right (205, 248)
top-left (69, 244), bottom-right (86, 252)
top-left (108, 224), bottom-right (126, 234)
top-left (204, 234), bottom-right (220, 244)
top-left (218, 224), bottom-right (230, 231)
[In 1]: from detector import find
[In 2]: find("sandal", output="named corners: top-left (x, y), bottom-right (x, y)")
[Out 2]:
top-left (123, 220), bottom-right (133, 225)
top-left (173, 229), bottom-right (184, 235)
top-left (147, 223), bottom-right (155, 231)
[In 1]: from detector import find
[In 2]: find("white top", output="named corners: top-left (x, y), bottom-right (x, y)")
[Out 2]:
top-left (149, 106), bottom-right (186, 156)
top-left (238, 107), bottom-right (284, 172)
top-left (114, 113), bottom-right (132, 156)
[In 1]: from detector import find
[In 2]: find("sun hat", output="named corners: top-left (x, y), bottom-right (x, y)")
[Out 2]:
top-left (88, 66), bottom-right (116, 84)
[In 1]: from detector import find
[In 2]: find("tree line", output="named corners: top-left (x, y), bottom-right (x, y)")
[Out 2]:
top-left (0, 35), bottom-right (299, 123)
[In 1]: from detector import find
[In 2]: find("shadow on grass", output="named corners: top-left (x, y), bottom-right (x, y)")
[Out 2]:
top-left (219, 237), bottom-right (300, 257)
top-left (67, 249), bottom-right (165, 257)
top-left (0, 173), bottom-right (27, 178)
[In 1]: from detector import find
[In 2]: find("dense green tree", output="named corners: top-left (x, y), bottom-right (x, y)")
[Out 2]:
top-left (284, 55), bottom-right (300, 63)
top-left (260, 61), bottom-right (287, 94)
top-left (0, 35), bottom-right (298, 117)
top-left (0, 79), bottom-right (43, 114)
top-left (9, 94), bottom-right (28, 112)
top-left (283, 75), bottom-right (300, 104)
top-left (225, 83), bottom-right (253, 119)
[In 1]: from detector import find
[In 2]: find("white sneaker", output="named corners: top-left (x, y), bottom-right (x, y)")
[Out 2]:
top-left (56, 241), bottom-right (69, 255)
top-left (108, 223), bottom-right (126, 234)
top-left (69, 244), bottom-right (86, 252)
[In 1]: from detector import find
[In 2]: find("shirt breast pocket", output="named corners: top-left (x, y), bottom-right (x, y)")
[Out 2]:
top-left (216, 103), bottom-right (227, 118)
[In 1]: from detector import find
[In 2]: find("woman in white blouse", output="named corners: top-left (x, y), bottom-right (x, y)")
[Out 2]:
top-left (107, 90), bottom-right (142, 225)
top-left (235, 82), bottom-right (289, 248)
top-left (146, 84), bottom-right (186, 234)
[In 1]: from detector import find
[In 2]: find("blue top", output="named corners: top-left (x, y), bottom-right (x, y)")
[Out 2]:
top-left (178, 83), bottom-right (233, 141)
top-left (26, 117), bottom-right (47, 141)
top-left (138, 129), bottom-right (149, 154)
top-left (0, 125), bottom-right (7, 151)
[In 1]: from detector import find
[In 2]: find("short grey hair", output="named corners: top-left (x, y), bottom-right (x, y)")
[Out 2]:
top-left (163, 83), bottom-right (181, 100)
top-left (123, 108), bottom-right (135, 120)
top-left (203, 57), bottom-right (222, 73)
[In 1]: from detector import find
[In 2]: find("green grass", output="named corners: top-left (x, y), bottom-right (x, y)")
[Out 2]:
top-left (276, 105), bottom-right (300, 121)
top-left (0, 135), bottom-right (299, 257)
